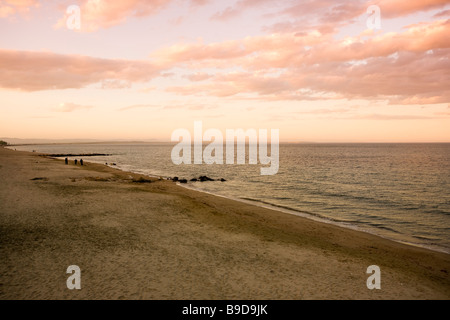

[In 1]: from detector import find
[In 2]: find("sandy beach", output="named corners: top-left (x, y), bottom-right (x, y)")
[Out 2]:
top-left (0, 146), bottom-right (449, 300)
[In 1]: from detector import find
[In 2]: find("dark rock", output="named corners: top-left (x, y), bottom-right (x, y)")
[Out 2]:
top-left (30, 177), bottom-right (48, 181)
top-left (220, 178), bottom-right (227, 182)
top-left (179, 179), bottom-right (188, 184)
top-left (132, 177), bottom-right (152, 183)
top-left (199, 175), bottom-right (215, 182)
top-left (172, 177), bottom-right (179, 182)
top-left (190, 178), bottom-right (198, 182)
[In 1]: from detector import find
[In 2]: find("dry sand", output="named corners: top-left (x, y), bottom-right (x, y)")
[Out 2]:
top-left (0, 146), bottom-right (449, 299)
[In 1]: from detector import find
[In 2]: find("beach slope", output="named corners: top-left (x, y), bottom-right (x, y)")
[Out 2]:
top-left (0, 147), bottom-right (448, 299)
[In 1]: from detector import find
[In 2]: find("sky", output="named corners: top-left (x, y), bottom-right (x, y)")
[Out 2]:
top-left (0, 0), bottom-right (449, 143)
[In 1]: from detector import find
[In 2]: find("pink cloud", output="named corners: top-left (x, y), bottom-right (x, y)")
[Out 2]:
top-left (0, 49), bottom-right (161, 91)
top-left (54, 0), bottom-right (171, 31)
top-left (0, 0), bottom-right (39, 18)
top-left (3, 1), bottom-right (448, 106)
top-left (209, 0), bottom-right (450, 36)
top-left (295, 19), bottom-right (450, 65)
top-left (159, 19), bottom-right (450, 105)
top-left (211, 0), bottom-right (275, 21)
top-left (52, 102), bottom-right (93, 112)
top-left (55, 0), bottom-right (209, 32)
top-left (434, 9), bottom-right (450, 18)
top-left (350, 114), bottom-right (434, 120)
top-left (375, 0), bottom-right (450, 18)
top-left (151, 30), bottom-right (328, 68)
top-left (190, 0), bottom-right (211, 6)
top-left (184, 72), bottom-right (213, 81)
top-left (153, 19), bottom-right (449, 72)
top-left (264, 0), bottom-right (449, 34)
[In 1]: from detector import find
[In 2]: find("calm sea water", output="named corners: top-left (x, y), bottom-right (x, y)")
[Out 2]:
top-left (10, 143), bottom-right (450, 253)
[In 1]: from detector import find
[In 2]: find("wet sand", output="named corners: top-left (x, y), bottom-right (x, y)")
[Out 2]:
top-left (0, 146), bottom-right (449, 299)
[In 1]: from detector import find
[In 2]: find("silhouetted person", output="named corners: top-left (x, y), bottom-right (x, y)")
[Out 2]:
top-left (74, 159), bottom-right (78, 165)
top-left (80, 159), bottom-right (83, 166)
top-left (65, 158), bottom-right (68, 165)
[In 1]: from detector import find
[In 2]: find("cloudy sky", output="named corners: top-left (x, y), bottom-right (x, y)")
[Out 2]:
top-left (0, 0), bottom-right (449, 142)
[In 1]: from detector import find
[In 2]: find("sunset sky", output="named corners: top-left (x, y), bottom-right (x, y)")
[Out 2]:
top-left (1, 0), bottom-right (449, 142)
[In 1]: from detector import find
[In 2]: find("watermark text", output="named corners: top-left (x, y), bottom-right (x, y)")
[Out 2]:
top-left (171, 121), bottom-right (279, 175)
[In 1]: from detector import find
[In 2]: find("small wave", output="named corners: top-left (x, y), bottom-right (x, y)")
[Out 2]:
top-left (240, 197), bottom-right (315, 215)
top-left (365, 223), bottom-right (400, 234)
top-left (239, 197), bottom-right (348, 224)
top-left (423, 209), bottom-right (450, 216)
top-left (412, 235), bottom-right (441, 241)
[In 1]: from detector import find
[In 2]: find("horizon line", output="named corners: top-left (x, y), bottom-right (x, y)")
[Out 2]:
top-left (2, 138), bottom-right (450, 145)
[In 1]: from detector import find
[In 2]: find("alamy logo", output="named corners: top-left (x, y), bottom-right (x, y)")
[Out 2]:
top-left (171, 121), bottom-right (279, 175)
top-left (66, 5), bottom-right (81, 30)
top-left (66, 265), bottom-right (81, 290)
top-left (366, 5), bottom-right (381, 30)
top-left (366, 265), bottom-right (381, 290)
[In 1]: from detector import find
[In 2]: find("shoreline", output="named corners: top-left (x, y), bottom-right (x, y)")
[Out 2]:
top-left (57, 153), bottom-right (450, 255)
top-left (34, 144), bottom-right (446, 256)
top-left (1, 146), bottom-right (449, 299)
top-left (178, 183), bottom-right (450, 255)
top-left (8, 144), bottom-right (449, 255)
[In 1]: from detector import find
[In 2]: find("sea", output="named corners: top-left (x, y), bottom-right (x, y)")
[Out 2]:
top-left (9, 143), bottom-right (450, 254)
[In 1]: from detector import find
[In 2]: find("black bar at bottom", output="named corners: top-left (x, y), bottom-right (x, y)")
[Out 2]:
top-left (0, 300), bottom-right (443, 319)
